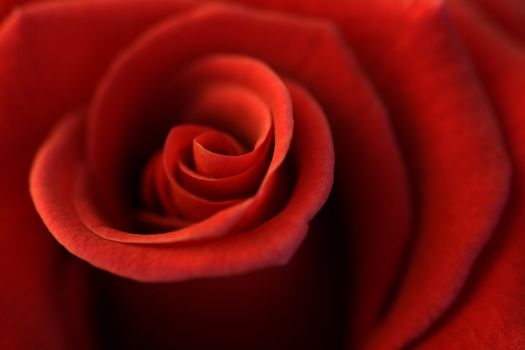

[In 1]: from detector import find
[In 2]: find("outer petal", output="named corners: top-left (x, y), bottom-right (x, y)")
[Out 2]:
top-left (0, 162), bottom-right (95, 349)
top-left (0, 0), bottom-right (197, 148)
top-left (233, 2), bottom-right (511, 348)
top-left (96, 196), bottom-right (348, 350)
top-left (0, 1), bottom-right (196, 347)
top-left (341, 3), bottom-right (511, 349)
top-left (410, 1), bottom-right (525, 348)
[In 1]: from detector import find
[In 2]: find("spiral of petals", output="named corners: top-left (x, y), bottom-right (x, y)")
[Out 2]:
top-left (29, 4), bottom-right (335, 281)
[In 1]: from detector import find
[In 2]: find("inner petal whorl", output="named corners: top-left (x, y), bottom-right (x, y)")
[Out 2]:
top-left (141, 123), bottom-right (270, 216)
top-left (133, 55), bottom-right (291, 229)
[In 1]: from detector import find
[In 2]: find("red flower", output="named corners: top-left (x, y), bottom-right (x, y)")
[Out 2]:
top-left (1, 0), bottom-right (523, 349)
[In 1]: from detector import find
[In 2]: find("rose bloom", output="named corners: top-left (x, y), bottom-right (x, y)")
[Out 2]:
top-left (1, 0), bottom-right (524, 348)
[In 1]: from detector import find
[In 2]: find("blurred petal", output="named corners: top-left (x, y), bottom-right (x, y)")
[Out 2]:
top-left (411, 1), bottom-right (525, 347)
top-left (341, 3), bottom-right (511, 349)
top-left (0, 1), bottom-right (196, 347)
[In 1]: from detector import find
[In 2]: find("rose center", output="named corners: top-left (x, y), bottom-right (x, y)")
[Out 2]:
top-left (140, 124), bottom-right (266, 220)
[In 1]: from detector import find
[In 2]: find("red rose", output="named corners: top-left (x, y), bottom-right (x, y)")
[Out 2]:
top-left (1, 0), bottom-right (523, 349)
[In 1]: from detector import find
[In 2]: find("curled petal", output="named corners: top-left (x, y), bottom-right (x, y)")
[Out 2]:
top-left (30, 74), bottom-right (333, 281)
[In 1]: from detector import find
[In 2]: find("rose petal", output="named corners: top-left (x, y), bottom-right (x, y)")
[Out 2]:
top-left (30, 4), bottom-right (337, 281)
top-left (409, 1), bottom-right (525, 347)
top-left (193, 128), bottom-right (266, 178)
top-left (176, 139), bottom-right (270, 201)
top-left (337, 2), bottom-right (511, 349)
top-left (467, 0), bottom-right (525, 46)
top-left (0, 159), bottom-right (96, 349)
top-left (30, 74), bottom-right (333, 283)
top-left (22, 1), bottom-right (411, 334)
top-left (0, 0), bottom-right (49, 20)
top-left (217, 0), bottom-right (416, 338)
top-left (96, 202), bottom-right (345, 350)
top-left (75, 158), bottom-right (254, 244)
top-left (88, 45), bottom-right (292, 229)
top-left (148, 124), bottom-right (244, 221)
top-left (0, 1), bottom-right (199, 348)
top-left (0, 0), bottom-right (197, 149)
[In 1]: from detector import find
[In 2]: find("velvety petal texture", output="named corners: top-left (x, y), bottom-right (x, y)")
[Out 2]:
top-left (0, 0), bottom-right (523, 349)
top-left (343, 3), bottom-right (510, 350)
top-left (409, 0), bottom-right (525, 348)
